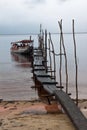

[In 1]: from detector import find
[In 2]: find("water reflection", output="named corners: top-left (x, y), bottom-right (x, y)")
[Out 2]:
top-left (11, 53), bottom-right (33, 68)
top-left (11, 53), bottom-right (51, 102)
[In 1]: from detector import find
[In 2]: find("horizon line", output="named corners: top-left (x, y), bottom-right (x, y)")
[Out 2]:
top-left (0, 31), bottom-right (87, 35)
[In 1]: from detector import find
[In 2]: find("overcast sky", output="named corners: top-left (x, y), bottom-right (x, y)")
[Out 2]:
top-left (0, 0), bottom-right (87, 34)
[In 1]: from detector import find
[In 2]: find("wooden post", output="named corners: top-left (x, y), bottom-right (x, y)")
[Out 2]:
top-left (40, 24), bottom-right (42, 35)
top-left (45, 30), bottom-right (47, 72)
top-left (49, 33), bottom-right (56, 80)
top-left (58, 20), bottom-right (68, 93)
top-left (58, 21), bottom-right (62, 87)
top-left (72, 19), bottom-right (78, 105)
top-left (48, 39), bottom-right (52, 77)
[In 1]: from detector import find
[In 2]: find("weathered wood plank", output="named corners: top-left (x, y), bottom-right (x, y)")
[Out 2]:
top-left (33, 66), bottom-right (45, 71)
top-left (33, 57), bottom-right (44, 66)
top-left (33, 48), bottom-right (41, 51)
top-left (34, 53), bottom-right (43, 57)
top-left (54, 90), bottom-right (87, 130)
top-left (33, 61), bottom-right (43, 66)
top-left (33, 50), bottom-right (43, 56)
top-left (43, 84), bottom-right (57, 94)
top-left (34, 56), bottom-right (44, 60)
top-left (37, 77), bottom-right (58, 84)
top-left (34, 71), bottom-right (51, 77)
top-left (34, 49), bottom-right (42, 52)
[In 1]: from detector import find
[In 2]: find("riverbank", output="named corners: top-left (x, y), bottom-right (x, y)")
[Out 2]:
top-left (0, 99), bottom-right (87, 130)
top-left (0, 100), bottom-right (76, 130)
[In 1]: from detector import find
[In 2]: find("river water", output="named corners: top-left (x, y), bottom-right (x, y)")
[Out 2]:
top-left (0, 35), bottom-right (38, 101)
top-left (0, 34), bottom-right (87, 100)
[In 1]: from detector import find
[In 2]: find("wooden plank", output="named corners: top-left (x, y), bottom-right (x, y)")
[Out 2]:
top-left (33, 49), bottom-right (43, 56)
top-left (34, 57), bottom-right (44, 66)
top-left (54, 90), bottom-right (87, 130)
top-left (34, 61), bottom-right (43, 66)
top-left (34, 50), bottom-right (42, 54)
top-left (34, 53), bottom-right (43, 57)
top-left (34, 56), bottom-right (44, 61)
top-left (34, 50), bottom-right (42, 52)
top-left (33, 48), bottom-right (41, 51)
top-left (34, 71), bottom-right (51, 77)
top-left (33, 66), bottom-right (45, 71)
top-left (37, 77), bottom-right (57, 84)
top-left (43, 84), bottom-right (57, 94)
top-left (34, 57), bottom-right (44, 62)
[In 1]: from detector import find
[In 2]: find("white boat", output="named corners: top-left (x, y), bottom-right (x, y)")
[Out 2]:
top-left (10, 38), bottom-right (34, 55)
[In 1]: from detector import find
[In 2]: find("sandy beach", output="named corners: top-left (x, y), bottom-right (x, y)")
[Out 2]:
top-left (0, 100), bottom-right (77, 130)
top-left (0, 99), bottom-right (87, 130)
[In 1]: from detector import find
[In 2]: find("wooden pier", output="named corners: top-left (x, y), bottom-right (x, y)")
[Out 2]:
top-left (32, 28), bottom-right (87, 130)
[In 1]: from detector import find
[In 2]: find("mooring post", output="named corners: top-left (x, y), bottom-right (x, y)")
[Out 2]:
top-left (45, 29), bottom-right (47, 73)
top-left (72, 19), bottom-right (78, 106)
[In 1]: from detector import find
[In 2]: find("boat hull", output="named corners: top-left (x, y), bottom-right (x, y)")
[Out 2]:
top-left (11, 46), bottom-right (33, 55)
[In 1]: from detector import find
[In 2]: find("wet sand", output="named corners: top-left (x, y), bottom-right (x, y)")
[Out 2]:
top-left (0, 100), bottom-right (76, 130)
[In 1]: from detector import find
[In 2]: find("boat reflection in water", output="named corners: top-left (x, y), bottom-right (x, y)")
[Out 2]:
top-left (11, 53), bottom-right (33, 68)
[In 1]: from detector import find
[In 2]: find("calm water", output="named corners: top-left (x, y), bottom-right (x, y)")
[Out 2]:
top-left (0, 35), bottom-right (38, 101)
top-left (0, 34), bottom-right (87, 100)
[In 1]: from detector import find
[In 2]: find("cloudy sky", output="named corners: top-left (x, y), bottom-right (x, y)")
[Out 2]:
top-left (0, 0), bottom-right (87, 34)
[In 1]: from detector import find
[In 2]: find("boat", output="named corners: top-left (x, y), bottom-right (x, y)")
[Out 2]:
top-left (10, 36), bottom-right (34, 55)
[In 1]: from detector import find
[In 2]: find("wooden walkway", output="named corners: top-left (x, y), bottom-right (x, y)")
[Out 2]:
top-left (55, 90), bottom-right (87, 130)
top-left (33, 47), bottom-right (87, 130)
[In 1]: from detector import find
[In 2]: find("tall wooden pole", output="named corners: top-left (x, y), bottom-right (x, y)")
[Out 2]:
top-left (49, 33), bottom-right (56, 80)
top-left (72, 19), bottom-right (78, 105)
top-left (45, 30), bottom-right (47, 72)
top-left (58, 21), bottom-right (62, 87)
top-left (58, 20), bottom-right (68, 93)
